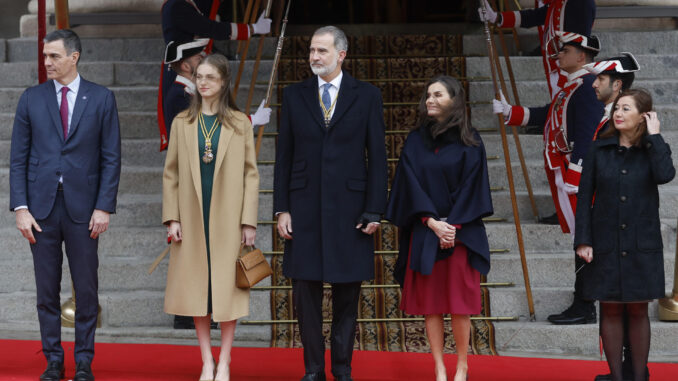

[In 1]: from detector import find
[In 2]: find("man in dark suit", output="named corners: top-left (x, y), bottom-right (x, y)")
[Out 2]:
top-left (9, 29), bottom-right (121, 381)
top-left (273, 26), bottom-right (388, 381)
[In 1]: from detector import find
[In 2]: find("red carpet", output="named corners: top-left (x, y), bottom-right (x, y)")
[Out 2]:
top-left (1, 339), bottom-right (676, 380)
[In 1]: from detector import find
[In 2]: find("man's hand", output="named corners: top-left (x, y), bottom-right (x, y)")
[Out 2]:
top-left (250, 100), bottom-right (272, 127)
top-left (89, 209), bottom-right (110, 239)
top-left (242, 225), bottom-right (257, 246)
top-left (16, 209), bottom-right (41, 244)
top-left (277, 212), bottom-right (293, 240)
top-left (478, 0), bottom-right (498, 24)
top-left (168, 221), bottom-right (182, 242)
top-left (355, 222), bottom-right (379, 235)
top-left (576, 244), bottom-right (593, 263)
top-left (251, 12), bottom-right (272, 35)
top-left (492, 90), bottom-right (512, 117)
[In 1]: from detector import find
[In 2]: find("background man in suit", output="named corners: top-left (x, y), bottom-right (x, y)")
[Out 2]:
top-left (273, 26), bottom-right (388, 381)
top-left (9, 29), bottom-right (121, 381)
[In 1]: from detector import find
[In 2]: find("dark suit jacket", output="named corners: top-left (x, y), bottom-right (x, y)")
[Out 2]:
top-left (9, 77), bottom-right (122, 223)
top-left (273, 72), bottom-right (388, 283)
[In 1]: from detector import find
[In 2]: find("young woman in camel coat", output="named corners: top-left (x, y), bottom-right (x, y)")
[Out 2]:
top-left (162, 53), bottom-right (259, 381)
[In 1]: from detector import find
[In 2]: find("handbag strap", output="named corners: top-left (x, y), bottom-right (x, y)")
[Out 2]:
top-left (239, 243), bottom-right (257, 258)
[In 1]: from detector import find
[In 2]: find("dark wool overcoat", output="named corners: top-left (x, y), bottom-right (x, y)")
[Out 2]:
top-left (273, 72), bottom-right (388, 283)
top-left (574, 134), bottom-right (675, 302)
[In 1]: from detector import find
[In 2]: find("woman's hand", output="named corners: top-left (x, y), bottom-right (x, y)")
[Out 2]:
top-left (427, 219), bottom-right (456, 248)
top-left (168, 221), bottom-right (182, 242)
top-left (576, 244), bottom-right (593, 263)
top-left (645, 111), bottom-right (660, 135)
top-left (242, 224), bottom-right (256, 246)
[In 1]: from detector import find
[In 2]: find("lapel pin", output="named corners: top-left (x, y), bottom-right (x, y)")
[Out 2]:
top-left (82, 96), bottom-right (87, 100)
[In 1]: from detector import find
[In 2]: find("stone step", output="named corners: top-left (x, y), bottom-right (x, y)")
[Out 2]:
top-left (494, 321), bottom-right (678, 357)
top-left (466, 54), bottom-right (678, 82)
top-left (0, 164), bottom-right (275, 195)
top-left (3, 37), bottom-right (278, 63)
top-left (0, 60), bottom-right (275, 88)
top-left (0, 321), bottom-right (269, 347)
top-left (490, 287), bottom-right (675, 322)
top-left (0, 110), bottom-right (279, 141)
top-left (470, 104), bottom-right (678, 134)
top-left (488, 253), bottom-right (676, 289)
top-left (0, 224), bottom-right (275, 261)
top-left (463, 30), bottom-right (678, 57)
top-left (0, 84), bottom-right (271, 114)
top-left (469, 79), bottom-right (678, 107)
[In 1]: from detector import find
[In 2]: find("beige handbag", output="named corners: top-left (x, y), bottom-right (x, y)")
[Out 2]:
top-left (235, 244), bottom-right (272, 289)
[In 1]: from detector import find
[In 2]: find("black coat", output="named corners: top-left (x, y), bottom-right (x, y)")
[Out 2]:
top-left (273, 72), bottom-right (388, 283)
top-left (385, 126), bottom-right (493, 285)
top-left (574, 134), bottom-right (675, 302)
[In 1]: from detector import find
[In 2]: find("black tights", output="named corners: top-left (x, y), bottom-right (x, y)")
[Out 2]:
top-left (600, 302), bottom-right (650, 381)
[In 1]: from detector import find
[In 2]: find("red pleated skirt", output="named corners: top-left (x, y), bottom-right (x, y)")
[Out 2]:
top-left (400, 239), bottom-right (481, 315)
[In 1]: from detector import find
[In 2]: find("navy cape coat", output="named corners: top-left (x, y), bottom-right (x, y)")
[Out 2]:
top-left (386, 126), bottom-right (493, 285)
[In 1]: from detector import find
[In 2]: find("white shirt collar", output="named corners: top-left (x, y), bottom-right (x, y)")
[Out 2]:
top-left (604, 102), bottom-right (613, 118)
top-left (318, 70), bottom-right (343, 91)
top-left (567, 68), bottom-right (589, 82)
top-left (54, 74), bottom-right (81, 95)
top-left (175, 74), bottom-right (196, 95)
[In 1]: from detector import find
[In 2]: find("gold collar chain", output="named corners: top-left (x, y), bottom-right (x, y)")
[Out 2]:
top-left (318, 87), bottom-right (339, 127)
top-left (199, 113), bottom-right (220, 164)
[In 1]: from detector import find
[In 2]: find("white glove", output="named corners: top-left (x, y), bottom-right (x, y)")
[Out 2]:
top-left (563, 183), bottom-right (579, 195)
top-left (250, 100), bottom-right (272, 127)
top-left (478, 0), bottom-right (498, 24)
top-left (251, 12), bottom-right (272, 35)
top-left (492, 91), bottom-right (512, 117)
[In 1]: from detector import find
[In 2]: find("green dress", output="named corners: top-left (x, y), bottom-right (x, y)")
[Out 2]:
top-left (198, 113), bottom-right (221, 313)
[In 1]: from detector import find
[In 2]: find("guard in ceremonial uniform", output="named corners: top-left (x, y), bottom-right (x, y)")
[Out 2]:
top-left (584, 53), bottom-right (647, 381)
top-left (479, 0), bottom-right (596, 98)
top-left (585, 53), bottom-right (639, 139)
top-left (157, 0), bottom-right (272, 150)
top-left (494, 31), bottom-right (604, 325)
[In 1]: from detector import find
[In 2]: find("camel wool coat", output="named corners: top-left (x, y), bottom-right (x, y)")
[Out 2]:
top-left (162, 110), bottom-right (259, 321)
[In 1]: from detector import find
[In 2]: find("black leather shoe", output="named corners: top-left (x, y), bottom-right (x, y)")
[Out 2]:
top-left (547, 300), bottom-right (596, 325)
top-left (40, 361), bottom-right (64, 381)
top-left (335, 375), bottom-right (353, 381)
top-left (538, 212), bottom-right (560, 225)
top-left (74, 361), bottom-right (95, 381)
top-left (300, 372), bottom-right (326, 381)
top-left (593, 374), bottom-right (634, 381)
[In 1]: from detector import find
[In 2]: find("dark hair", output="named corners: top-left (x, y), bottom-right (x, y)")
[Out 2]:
top-left (186, 54), bottom-right (241, 130)
top-left (605, 71), bottom-right (635, 91)
top-left (414, 75), bottom-right (478, 147)
top-left (564, 43), bottom-right (596, 63)
top-left (44, 29), bottom-right (82, 63)
top-left (599, 88), bottom-right (653, 147)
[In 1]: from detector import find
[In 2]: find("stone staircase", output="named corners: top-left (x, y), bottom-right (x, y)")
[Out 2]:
top-left (1, 27), bottom-right (677, 359)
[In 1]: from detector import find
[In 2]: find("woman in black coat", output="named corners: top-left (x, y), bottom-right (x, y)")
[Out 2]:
top-left (574, 89), bottom-right (675, 381)
top-left (386, 75), bottom-right (493, 381)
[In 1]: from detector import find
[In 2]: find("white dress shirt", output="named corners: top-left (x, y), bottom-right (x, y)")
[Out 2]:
top-left (317, 71), bottom-right (343, 119)
top-left (55, 74), bottom-right (81, 135)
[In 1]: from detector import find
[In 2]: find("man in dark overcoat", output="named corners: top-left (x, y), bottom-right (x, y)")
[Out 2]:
top-left (273, 26), bottom-right (388, 381)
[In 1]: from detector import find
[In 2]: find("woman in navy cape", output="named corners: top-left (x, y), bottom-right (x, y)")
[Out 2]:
top-left (386, 75), bottom-right (493, 381)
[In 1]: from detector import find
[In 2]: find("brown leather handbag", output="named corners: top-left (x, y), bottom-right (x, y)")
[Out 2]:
top-left (235, 244), bottom-right (272, 289)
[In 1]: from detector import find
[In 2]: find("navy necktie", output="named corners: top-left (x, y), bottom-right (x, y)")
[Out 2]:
top-left (322, 83), bottom-right (332, 113)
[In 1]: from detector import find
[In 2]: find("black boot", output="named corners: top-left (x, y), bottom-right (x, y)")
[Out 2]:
top-left (548, 296), bottom-right (596, 325)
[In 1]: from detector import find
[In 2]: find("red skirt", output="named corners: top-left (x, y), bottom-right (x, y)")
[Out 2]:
top-left (400, 239), bottom-right (481, 315)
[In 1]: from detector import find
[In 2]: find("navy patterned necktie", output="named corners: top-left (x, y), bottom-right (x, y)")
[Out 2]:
top-left (322, 83), bottom-right (332, 111)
